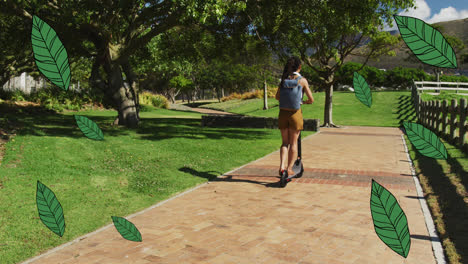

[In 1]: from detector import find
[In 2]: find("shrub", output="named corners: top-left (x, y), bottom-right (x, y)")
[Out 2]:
top-left (221, 92), bottom-right (242, 102)
top-left (0, 87), bottom-right (94, 112)
top-left (139, 91), bottom-right (169, 109)
top-left (241, 90), bottom-right (263, 100)
top-left (221, 86), bottom-right (279, 102)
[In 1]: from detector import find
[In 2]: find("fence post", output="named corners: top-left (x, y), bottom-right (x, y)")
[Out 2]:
top-left (442, 100), bottom-right (448, 140)
top-left (459, 98), bottom-right (467, 147)
top-left (422, 101), bottom-right (426, 126)
top-left (436, 100), bottom-right (441, 135)
top-left (450, 99), bottom-right (458, 145)
top-left (418, 96), bottom-right (422, 122)
top-left (429, 100), bottom-right (435, 131)
top-left (456, 81), bottom-right (459, 94)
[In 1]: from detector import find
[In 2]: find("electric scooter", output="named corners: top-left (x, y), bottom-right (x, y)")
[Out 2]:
top-left (279, 132), bottom-right (304, 187)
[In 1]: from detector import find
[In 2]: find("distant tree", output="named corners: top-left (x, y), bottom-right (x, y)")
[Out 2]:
top-left (403, 25), bottom-right (466, 90)
top-left (1, 0), bottom-right (245, 128)
top-left (244, 0), bottom-right (415, 127)
top-left (0, 12), bottom-right (37, 87)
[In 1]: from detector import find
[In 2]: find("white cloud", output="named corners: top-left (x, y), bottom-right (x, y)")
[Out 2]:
top-left (427, 6), bottom-right (468, 23)
top-left (382, 0), bottom-right (468, 31)
top-left (399, 0), bottom-right (431, 20)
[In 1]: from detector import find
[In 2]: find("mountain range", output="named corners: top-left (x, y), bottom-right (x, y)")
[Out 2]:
top-left (346, 17), bottom-right (468, 75)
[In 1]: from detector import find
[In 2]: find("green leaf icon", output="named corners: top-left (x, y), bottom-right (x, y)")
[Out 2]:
top-left (74, 115), bottom-right (104, 140)
top-left (370, 179), bottom-right (411, 258)
top-left (403, 121), bottom-right (447, 159)
top-left (111, 216), bottom-right (142, 242)
top-left (394, 15), bottom-right (457, 69)
top-left (353, 72), bottom-right (372, 108)
top-left (36, 181), bottom-right (66, 237)
top-left (31, 15), bottom-right (71, 91)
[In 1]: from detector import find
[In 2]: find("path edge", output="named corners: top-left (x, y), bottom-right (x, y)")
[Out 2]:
top-left (20, 182), bottom-right (210, 264)
top-left (400, 134), bottom-right (447, 264)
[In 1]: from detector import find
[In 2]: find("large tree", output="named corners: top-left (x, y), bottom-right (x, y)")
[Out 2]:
top-left (0, 0), bottom-right (244, 128)
top-left (0, 12), bottom-right (38, 87)
top-left (244, 0), bottom-right (415, 127)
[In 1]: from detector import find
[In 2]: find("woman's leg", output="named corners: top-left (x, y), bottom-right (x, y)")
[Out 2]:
top-left (279, 128), bottom-right (289, 173)
top-left (287, 128), bottom-right (301, 175)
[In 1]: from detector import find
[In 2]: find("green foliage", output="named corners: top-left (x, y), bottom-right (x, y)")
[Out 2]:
top-left (74, 115), bottom-right (104, 141)
top-left (395, 15), bottom-right (457, 68)
top-left (336, 62), bottom-right (387, 89)
top-left (370, 179), bottom-right (411, 258)
top-left (353, 72), bottom-right (372, 107)
top-left (386, 67), bottom-right (428, 89)
top-left (111, 216), bottom-right (142, 242)
top-left (403, 121), bottom-right (448, 159)
top-left (0, 87), bottom-right (95, 112)
top-left (36, 181), bottom-right (66, 237)
top-left (31, 15), bottom-right (71, 91)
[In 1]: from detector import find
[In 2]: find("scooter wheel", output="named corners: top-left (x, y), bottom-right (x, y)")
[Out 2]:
top-left (280, 170), bottom-right (287, 187)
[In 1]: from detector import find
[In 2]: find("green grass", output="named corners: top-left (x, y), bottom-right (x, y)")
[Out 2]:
top-left (0, 103), bottom-right (314, 264)
top-left (201, 91), bottom-right (414, 127)
top-left (403, 133), bottom-right (468, 264)
top-left (419, 90), bottom-right (468, 103)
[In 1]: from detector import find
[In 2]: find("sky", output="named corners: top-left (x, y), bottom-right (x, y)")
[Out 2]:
top-left (384, 0), bottom-right (468, 30)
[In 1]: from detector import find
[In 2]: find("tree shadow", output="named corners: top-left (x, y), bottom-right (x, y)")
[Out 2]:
top-left (394, 95), bottom-right (418, 125)
top-left (0, 104), bottom-right (132, 139)
top-left (410, 234), bottom-right (441, 242)
top-left (137, 118), bottom-right (271, 141)
top-left (411, 146), bottom-right (468, 262)
top-left (179, 167), bottom-right (281, 188)
top-left (0, 103), bottom-right (272, 141)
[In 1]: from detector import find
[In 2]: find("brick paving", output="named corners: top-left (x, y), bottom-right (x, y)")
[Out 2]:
top-left (23, 126), bottom-right (439, 264)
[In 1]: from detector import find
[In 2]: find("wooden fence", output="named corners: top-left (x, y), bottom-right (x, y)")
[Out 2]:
top-left (412, 80), bottom-right (468, 152)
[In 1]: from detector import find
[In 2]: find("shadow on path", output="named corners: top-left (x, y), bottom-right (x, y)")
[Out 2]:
top-left (180, 167), bottom-right (282, 188)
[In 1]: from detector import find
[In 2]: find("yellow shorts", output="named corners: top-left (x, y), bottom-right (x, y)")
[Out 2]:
top-left (278, 108), bottom-right (303, 130)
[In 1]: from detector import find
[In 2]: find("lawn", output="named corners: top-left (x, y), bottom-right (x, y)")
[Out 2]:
top-left (0, 102), bottom-right (314, 264)
top-left (200, 91), bottom-right (415, 127)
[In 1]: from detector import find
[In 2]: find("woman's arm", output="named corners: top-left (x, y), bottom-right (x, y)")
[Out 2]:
top-left (301, 79), bottom-right (314, 104)
top-left (275, 85), bottom-right (280, 101)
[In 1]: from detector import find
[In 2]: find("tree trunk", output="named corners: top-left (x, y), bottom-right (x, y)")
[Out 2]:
top-left (109, 63), bottom-right (139, 128)
top-left (263, 78), bottom-right (268, 110)
top-left (322, 82), bottom-right (339, 128)
top-left (121, 59), bottom-right (140, 118)
top-left (101, 47), bottom-right (139, 128)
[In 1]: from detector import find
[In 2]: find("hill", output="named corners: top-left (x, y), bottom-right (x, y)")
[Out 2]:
top-left (346, 18), bottom-right (468, 75)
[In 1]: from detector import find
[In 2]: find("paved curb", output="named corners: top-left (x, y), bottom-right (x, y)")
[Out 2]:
top-left (20, 182), bottom-right (210, 264)
top-left (400, 134), bottom-right (446, 264)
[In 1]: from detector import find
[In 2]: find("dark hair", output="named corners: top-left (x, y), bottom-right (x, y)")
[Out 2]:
top-left (280, 56), bottom-right (302, 88)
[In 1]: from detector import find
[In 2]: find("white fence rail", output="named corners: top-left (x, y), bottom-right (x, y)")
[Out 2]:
top-left (414, 81), bottom-right (468, 95)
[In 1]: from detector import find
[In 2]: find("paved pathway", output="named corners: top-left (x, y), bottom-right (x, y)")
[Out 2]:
top-left (23, 126), bottom-right (442, 264)
top-left (169, 103), bottom-right (233, 115)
